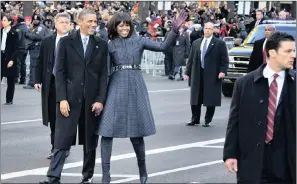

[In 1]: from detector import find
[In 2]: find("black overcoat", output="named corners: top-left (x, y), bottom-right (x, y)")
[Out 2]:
top-left (54, 30), bottom-right (108, 152)
top-left (35, 34), bottom-right (56, 126)
top-left (223, 64), bottom-right (296, 183)
top-left (1, 28), bottom-right (19, 77)
top-left (172, 32), bottom-right (190, 66)
top-left (185, 36), bottom-right (229, 106)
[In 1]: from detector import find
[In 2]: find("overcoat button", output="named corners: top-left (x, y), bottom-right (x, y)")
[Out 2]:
top-left (259, 99), bottom-right (264, 104)
top-left (257, 142), bottom-right (260, 147)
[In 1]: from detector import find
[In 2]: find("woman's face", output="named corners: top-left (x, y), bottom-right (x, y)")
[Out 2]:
top-left (1, 16), bottom-right (11, 28)
top-left (116, 21), bottom-right (130, 38)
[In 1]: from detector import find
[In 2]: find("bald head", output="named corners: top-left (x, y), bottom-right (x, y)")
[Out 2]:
top-left (204, 22), bottom-right (214, 29)
top-left (265, 24), bottom-right (276, 39)
top-left (204, 22), bottom-right (214, 38)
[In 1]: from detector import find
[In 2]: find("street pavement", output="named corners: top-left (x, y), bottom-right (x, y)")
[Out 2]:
top-left (1, 74), bottom-right (236, 183)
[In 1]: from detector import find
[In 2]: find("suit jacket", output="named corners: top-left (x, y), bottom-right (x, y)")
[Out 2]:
top-left (185, 36), bottom-right (229, 106)
top-left (54, 30), bottom-right (108, 152)
top-left (1, 28), bottom-right (19, 77)
top-left (35, 34), bottom-right (57, 126)
top-left (248, 38), bottom-right (265, 73)
top-left (248, 18), bottom-right (264, 33)
top-left (223, 64), bottom-right (296, 183)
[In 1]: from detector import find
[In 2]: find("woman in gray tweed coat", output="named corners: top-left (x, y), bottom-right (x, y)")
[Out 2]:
top-left (97, 11), bottom-right (188, 184)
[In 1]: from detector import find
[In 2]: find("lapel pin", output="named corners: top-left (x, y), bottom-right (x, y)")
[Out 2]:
top-left (96, 46), bottom-right (99, 48)
top-left (291, 77), bottom-right (294, 80)
top-left (211, 43), bottom-right (214, 45)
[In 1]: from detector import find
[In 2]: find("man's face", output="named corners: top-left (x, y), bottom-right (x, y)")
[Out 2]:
top-left (256, 12), bottom-right (263, 20)
top-left (78, 14), bottom-right (97, 35)
top-left (264, 25), bottom-right (275, 39)
top-left (55, 17), bottom-right (70, 34)
top-left (203, 23), bottom-right (214, 37)
top-left (271, 41), bottom-right (296, 70)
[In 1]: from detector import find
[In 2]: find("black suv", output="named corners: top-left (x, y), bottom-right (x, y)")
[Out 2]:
top-left (222, 21), bottom-right (296, 97)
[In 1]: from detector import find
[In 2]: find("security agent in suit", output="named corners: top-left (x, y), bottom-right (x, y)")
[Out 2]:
top-left (248, 24), bottom-right (276, 73)
top-left (1, 14), bottom-right (19, 105)
top-left (223, 32), bottom-right (296, 183)
top-left (34, 13), bottom-right (72, 160)
top-left (39, 10), bottom-right (108, 184)
top-left (247, 10), bottom-right (265, 33)
top-left (184, 22), bottom-right (229, 127)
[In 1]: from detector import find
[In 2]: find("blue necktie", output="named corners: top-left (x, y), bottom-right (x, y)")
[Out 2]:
top-left (201, 39), bottom-right (208, 68)
top-left (53, 46), bottom-right (58, 76)
top-left (83, 37), bottom-right (88, 56)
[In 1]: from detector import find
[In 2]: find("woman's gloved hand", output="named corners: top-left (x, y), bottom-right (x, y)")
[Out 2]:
top-left (172, 10), bottom-right (188, 34)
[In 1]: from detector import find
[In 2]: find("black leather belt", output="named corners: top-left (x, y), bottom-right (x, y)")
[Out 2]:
top-left (112, 64), bottom-right (141, 72)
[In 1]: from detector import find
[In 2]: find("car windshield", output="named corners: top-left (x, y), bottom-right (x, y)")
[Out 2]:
top-left (243, 25), bottom-right (296, 45)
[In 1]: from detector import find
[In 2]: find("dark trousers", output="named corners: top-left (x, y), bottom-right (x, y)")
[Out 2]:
top-left (47, 147), bottom-right (96, 179)
top-left (165, 52), bottom-right (174, 75)
top-left (261, 143), bottom-right (292, 183)
top-left (1, 75), bottom-right (15, 103)
top-left (48, 75), bottom-right (56, 151)
top-left (191, 68), bottom-right (215, 123)
top-left (47, 99), bottom-right (96, 180)
top-left (15, 49), bottom-right (27, 83)
top-left (1, 52), bottom-right (15, 103)
top-left (27, 49), bottom-right (38, 86)
top-left (101, 137), bottom-right (147, 177)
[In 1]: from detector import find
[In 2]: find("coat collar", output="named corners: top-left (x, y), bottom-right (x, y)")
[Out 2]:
top-left (69, 30), bottom-right (99, 64)
top-left (254, 63), bottom-right (295, 83)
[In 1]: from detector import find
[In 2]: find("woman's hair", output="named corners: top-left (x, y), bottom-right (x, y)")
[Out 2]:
top-left (2, 13), bottom-right (13, 25)
top-left (108, 12), bottom-right (134, 40)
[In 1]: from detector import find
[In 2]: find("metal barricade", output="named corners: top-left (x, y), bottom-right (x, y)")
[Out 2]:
top-left (141, 37), bottom-right (165, 76)
top-left (139, 36), bottom-right (236, 76)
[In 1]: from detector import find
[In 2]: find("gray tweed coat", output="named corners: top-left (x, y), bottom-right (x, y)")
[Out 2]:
top-left (97, 31), bottom-right (178, 138)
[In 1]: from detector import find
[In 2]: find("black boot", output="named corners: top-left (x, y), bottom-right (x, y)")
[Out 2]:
top-left (101, 137), bottom-right (112, 184)
top-left (131, 138), bottom-right (148, 184)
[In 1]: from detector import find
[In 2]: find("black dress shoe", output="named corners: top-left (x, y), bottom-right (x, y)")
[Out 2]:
top-left (65, 150), bottom-right (70, 158)
top-left (140, 176), bottom-right (148, 184)
top-left (168, 75), bottom-right (175, 80)
top-left (186, 121), bottom-right (200, 126)
top-left (4, 102), bottom-right (13, 105)
top-left (23, 85), bottom-right (34, 89)
top-left (80, 177), bottom-right (93, 184)
top-left (47, 152), bottom-right (53, 159)
top-left (177, 77), bottom-right (184, 81)
top-left (202, 122), bottom-right (210, 127)
top-left (39, 177), bottom-right (60, 184)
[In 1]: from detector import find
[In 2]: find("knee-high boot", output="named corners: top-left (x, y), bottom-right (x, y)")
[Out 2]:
top-left (130, 137), bottom-right (147, 184)
top-left (101, 137), bottom-right (113, 184)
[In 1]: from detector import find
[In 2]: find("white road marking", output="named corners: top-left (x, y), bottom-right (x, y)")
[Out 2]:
top-left (1, 119), bottom-right (42, 125)
top-left (197, 145), bottom-right (224, 148)
top-left (1, 138), bottom-right (225, 180)
top-left (1, 88), bottom-right (189, 125)
top-left (148, 88), bottom-right (189, 93)
top-left (111, 160), bottom-right (223, 183)
top-left (33, 172), bottom-right (138, 178)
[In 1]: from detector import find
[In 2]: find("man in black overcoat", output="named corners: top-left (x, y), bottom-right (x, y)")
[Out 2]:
top-left (34, 13), bottom-right (72, 159)
top-left (223, 32), bottom-right (296, 183)
top-left (39, 9), bottom-right (108, 184)
top-left (184, 22), bottom-right (229, 127)
top-left (248, 24), bottom-right (275, 73)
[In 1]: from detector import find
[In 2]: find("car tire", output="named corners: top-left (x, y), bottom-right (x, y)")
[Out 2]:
top-left (222, 83), bottom-right (234, 97)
